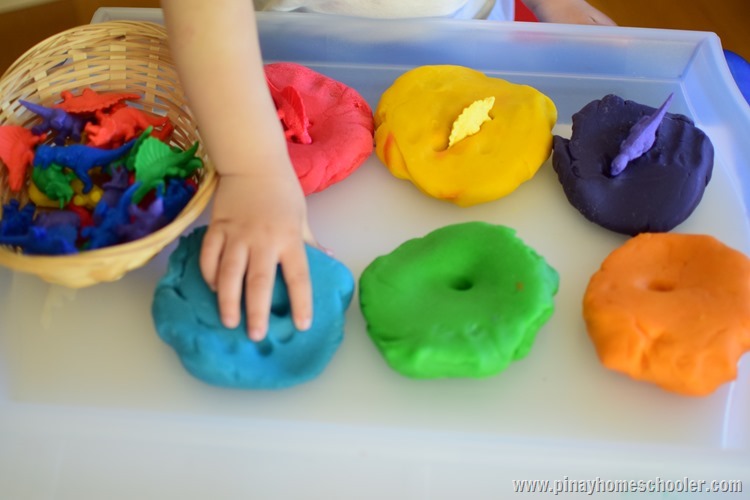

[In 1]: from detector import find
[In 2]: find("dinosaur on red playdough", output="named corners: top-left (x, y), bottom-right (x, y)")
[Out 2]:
top-left (266, 76), bottom-right (312, 144)
top-left (56, 88), bottom-right (141, 114)
top-left (0, 125), bottom-right (47, 192)
top-left (85, 107), bottom-right (174, 148)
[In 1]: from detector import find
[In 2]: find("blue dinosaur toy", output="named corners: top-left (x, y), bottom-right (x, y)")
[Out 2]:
top-left (1, 200), bottom-right (36, 236)
top-left (83, 182), bottom-right (138, 250)
top-left (162, 178), bottom-right (197, 220)
top-left (20, 100), bottom-right (89, 146)
top-left (33, 139), bottom-right (135, 194)
top-left (0, 225), bottom-right (78, 255)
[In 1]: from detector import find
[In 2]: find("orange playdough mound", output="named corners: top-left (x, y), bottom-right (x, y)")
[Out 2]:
top-left (583, 233), bottom-right (750, 396)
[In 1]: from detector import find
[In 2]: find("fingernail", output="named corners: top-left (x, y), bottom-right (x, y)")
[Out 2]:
top-left (296, 317), bottom-right (312, 331)
top-left (249, 328), bottom-right (266, 342)
top-left (321, 246), bottom-right (335, 257)
top-left (222, 315), bottom-right (239, 329)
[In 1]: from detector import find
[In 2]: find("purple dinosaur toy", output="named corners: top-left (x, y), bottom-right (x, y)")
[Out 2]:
top-left (119, 196), bottom-right (167, 242)
top-left (34, 209), bottom-right (82, 230)
top-left (610, 93), bottom-right (674, 177)
top-left (20, 100), bottom-right (89, 146)
top-left (33, 139), bottom-right (135, 194)
top-left (0, 225), bottom-right (78, 255)
top-left (100, 166), bottom-right (131, 208)
top-left (1, 200), bottom-right (36, 236)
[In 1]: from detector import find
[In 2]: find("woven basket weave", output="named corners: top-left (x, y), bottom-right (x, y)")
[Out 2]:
top-left (0, 21), bottom-right (216, 288)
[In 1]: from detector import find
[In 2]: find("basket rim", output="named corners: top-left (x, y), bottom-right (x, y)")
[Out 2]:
top-left (1, 20), bottom-right (170, 80)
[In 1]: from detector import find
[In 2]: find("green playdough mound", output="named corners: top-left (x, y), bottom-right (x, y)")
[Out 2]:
top-left (359, 221), bottom-right (559, 378)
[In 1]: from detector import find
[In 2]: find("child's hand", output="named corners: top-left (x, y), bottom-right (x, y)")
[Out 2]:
top-left (524, 0), bottom-right (616, 25)
top-left (200, 169), bottom-right (315, 341)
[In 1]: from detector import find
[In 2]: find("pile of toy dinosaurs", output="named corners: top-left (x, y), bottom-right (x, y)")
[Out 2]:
top-left (0, 88), bottom-right (202, 255)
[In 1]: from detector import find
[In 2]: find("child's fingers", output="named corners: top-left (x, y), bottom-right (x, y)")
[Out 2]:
top-left (281, 243), bottom-right (313, 332)
top-left (244, 248), bottom-right (277, 341)
top-left (215, 241), bottom-right (250, 330)
top-left (199, 226), bottom-right (226, 291)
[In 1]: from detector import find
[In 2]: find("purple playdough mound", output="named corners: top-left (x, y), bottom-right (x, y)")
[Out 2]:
top-left (552, 94), bottom-right (714, 235)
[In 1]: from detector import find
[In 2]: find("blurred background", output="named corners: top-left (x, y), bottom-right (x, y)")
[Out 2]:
top-left (0, 0), bottom-right (748, 75)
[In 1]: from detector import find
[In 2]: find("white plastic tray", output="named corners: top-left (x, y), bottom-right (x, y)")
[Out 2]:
top-left (2, 11), bottom-right (749, 498)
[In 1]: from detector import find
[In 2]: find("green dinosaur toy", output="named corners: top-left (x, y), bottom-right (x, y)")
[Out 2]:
top-left (31, 163), bottom-right (76, 208)
top-left (132, 137), bottom-right (202, 204)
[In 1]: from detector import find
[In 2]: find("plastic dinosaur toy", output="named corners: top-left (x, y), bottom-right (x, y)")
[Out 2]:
top-left (119, 196), bottom-right (167, 242)
top-left (0, 200), bottom-right (36, 236)
top-left (34, 139), bottom-right (135, 194)
top-left (31, 163), bottom-right (76, 208)
top-left (266, 76), bottom-right (312, 144)
top-left (611, 93), bottom-right (674, 177)
top-left (35, 208), bottom-right (87, 247)
top-left (27, 182), bottom-right (60, 209)
top-left (34, 209), bottom-right (82, 230)
top-left (20, 100), bottom-right (89, 145)
top-left (162, 178), bottom-right (197, 220)
top-left (119, 126), bottom-right (154, 172)
top-left (100, 166), bottom-right (131, 208)
top-left (0, 125), bottom-right (47, 192)
top-left (56, 88), bottom-right (141, 114)
top-left (85, 107), bottom-right (174, 148)
top-left (70, 179), bottom-right (103, 210)
top-left (132, 137), bottom-right (202, 203)
top-left (0, 225), bottom-right (78, 255)
top-left (64, 204), bottom-right (94, 229)
top-left (83, 182), bottom-right (138, 250)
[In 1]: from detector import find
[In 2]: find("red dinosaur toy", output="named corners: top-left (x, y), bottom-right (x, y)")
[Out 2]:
top-left (56, 88), bottom-right (141, 114)
top-left (85, 107), bottom-right (174, 148)
top-left (0, 125), bottom-right (47, 192)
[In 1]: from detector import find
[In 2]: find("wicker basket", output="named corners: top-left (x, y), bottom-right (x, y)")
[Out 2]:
top-left (0, 21), bottom-right (217, 288)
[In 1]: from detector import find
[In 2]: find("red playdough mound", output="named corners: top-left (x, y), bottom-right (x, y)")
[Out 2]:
top-left (264, 62), bottom-right (374, 195)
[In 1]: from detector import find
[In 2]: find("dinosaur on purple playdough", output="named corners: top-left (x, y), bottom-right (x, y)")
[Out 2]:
top-left (610, 93), bottom-right (674, 177)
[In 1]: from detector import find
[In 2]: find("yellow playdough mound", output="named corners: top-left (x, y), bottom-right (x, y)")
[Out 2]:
top-left (374, 65), bottom-right (557, 206)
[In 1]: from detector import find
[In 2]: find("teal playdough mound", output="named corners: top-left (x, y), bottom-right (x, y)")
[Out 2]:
top-left (359, 221), bottom-right (559, 379)
top-left (152, 226), bottom-right (355, 389)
